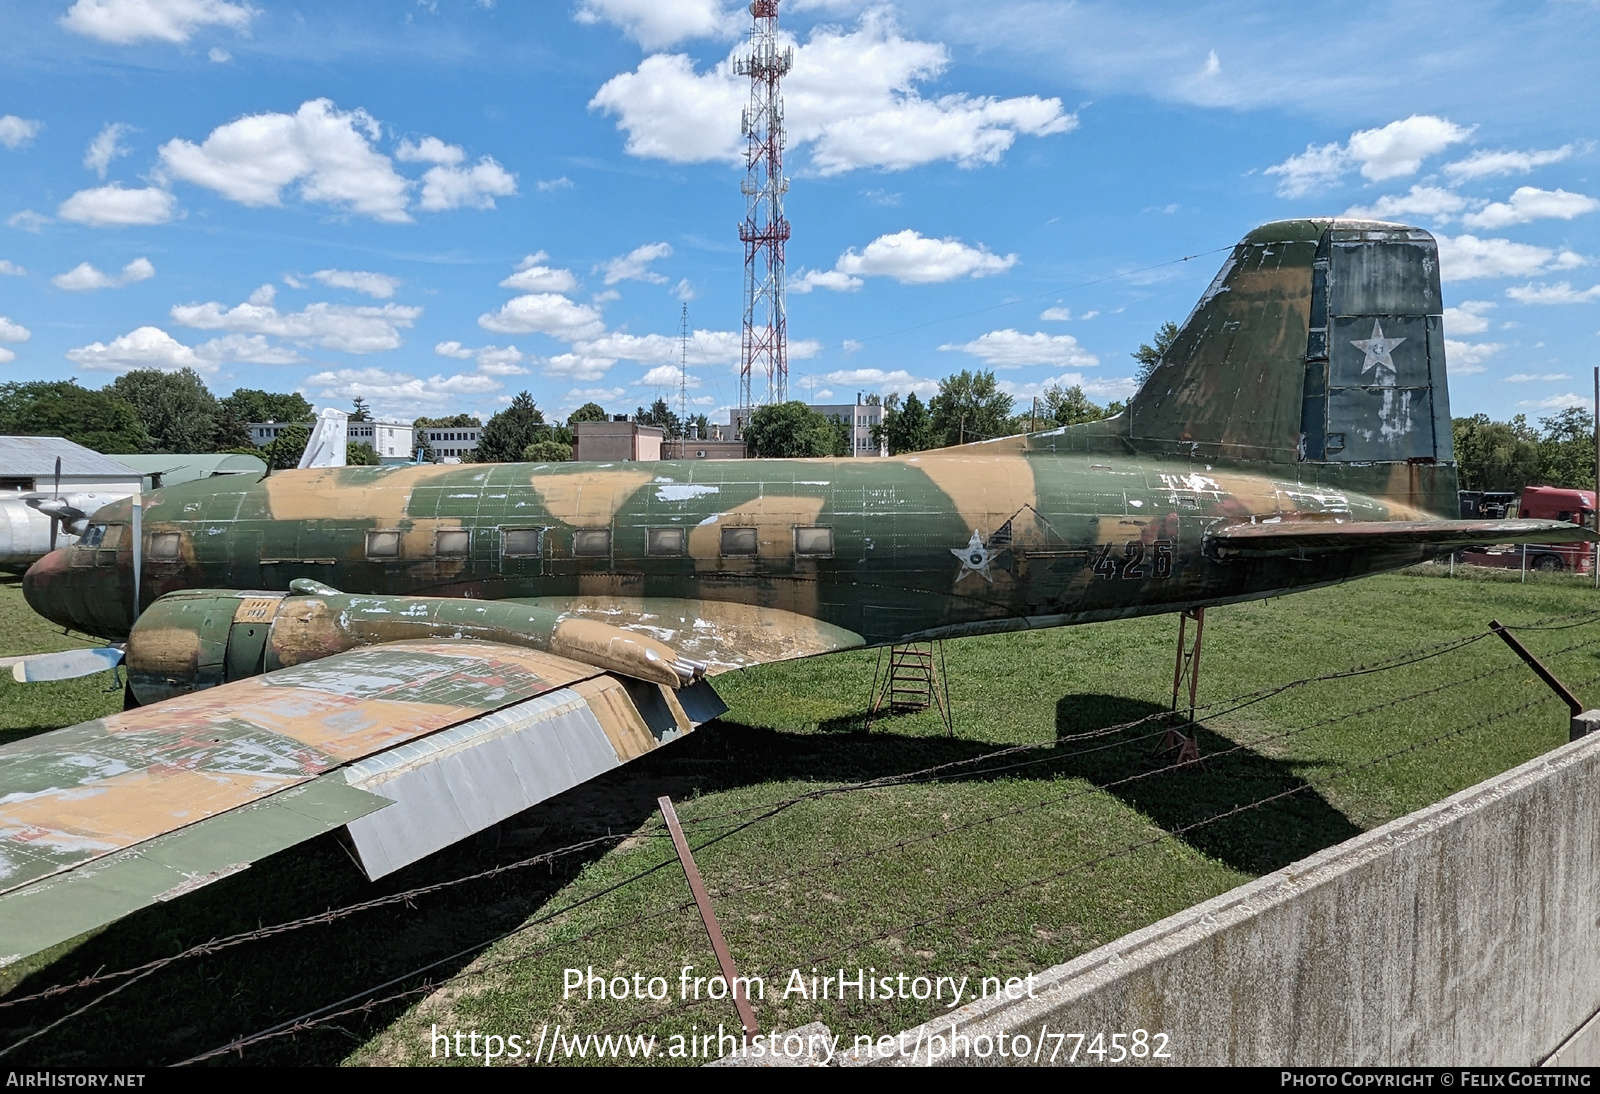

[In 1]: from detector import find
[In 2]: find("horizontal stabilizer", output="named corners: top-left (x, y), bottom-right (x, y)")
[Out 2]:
top-left (5, 645), bottom-right (124, 682)
top-left (1208, 518), bottom-right (1597, 558)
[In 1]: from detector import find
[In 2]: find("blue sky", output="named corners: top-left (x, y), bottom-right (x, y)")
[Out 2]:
top-left (0, 0), bottom-right (1596, 427)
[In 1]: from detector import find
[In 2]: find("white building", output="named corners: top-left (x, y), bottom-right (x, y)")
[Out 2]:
top-left (250, 418), bottom-right (417, 463)
top-left (731, 393), bottom-right (886, 456)
top-left (420, 424), bottom-right (482, 461)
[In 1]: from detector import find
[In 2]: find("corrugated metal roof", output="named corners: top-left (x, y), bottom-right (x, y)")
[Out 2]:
top-left (0, 436), bottom-right (143, 478)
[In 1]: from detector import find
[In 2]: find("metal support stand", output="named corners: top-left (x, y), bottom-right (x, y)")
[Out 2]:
top-left (1490, 620), bottom-right (1583, 718)
top-left (867, 641), bottom-right (953, 736)
top-left (658, 796), bottom-right (759, 1037)
top-left (1157, 608), bottom-right (1205, 765)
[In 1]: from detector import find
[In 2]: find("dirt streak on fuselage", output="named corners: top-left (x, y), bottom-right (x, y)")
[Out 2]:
top-left (23, 433), bottom-right (1443, 645)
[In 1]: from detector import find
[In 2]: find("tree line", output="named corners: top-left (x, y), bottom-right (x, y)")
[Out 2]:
top-left (1454, 408), bottom-right (1596, 493)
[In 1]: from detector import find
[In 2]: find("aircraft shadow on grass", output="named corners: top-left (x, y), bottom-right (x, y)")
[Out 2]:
top-left (2, 699), bottom-right (1359, 1067)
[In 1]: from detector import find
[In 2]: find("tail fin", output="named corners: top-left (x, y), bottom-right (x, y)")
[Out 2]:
top-left (298, 407), bottom-right (350, 469)
top-left (1117, 218), bottom-right (1455, 512)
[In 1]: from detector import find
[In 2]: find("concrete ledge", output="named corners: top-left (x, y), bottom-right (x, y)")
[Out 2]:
top-left (841, 731), bottom-right (1600, 1067)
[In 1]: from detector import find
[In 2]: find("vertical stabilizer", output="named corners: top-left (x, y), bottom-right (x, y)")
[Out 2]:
top-left (299, 408), bottom-right (349, 469)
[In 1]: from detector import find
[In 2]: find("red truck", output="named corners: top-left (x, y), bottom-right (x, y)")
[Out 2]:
top-left (1459, 485), bottom-right (1597, 574)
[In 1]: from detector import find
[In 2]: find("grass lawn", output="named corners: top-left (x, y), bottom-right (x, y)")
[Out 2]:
top-left (1, 564), bottom-right (1597, 1066)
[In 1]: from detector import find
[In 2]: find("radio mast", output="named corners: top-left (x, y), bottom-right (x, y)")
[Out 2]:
top-left (735, 0), bottom-right (792, 410)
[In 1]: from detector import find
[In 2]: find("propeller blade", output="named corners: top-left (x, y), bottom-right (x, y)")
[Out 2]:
top-left (3, 646), bottom-right (125, 683)
top-left (50, 457), bottom-right (60, 550)
top-left (131, 498), bottom-right (142, 624)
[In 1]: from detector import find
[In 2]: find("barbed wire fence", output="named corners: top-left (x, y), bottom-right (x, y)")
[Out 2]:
top-left (2, 609), bottom-right (1597, 1065)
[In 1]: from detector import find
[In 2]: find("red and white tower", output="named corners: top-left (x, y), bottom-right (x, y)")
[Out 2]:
top-left (735, 0), bottom-right (792, 409)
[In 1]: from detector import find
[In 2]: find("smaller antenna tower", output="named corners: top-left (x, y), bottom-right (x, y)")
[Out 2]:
top-left (677, 302), bottom-right (690, 438)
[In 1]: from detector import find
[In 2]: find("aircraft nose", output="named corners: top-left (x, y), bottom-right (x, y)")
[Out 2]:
top-left (23, 547), bottom-right (134, 640)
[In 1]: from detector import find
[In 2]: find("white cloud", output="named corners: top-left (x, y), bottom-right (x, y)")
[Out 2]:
top-left (394, 136), bottom-right (464, 165)
top-left (0, 260), bottom-right (26, 276)
top-left (64, 325), bottom-right (213, 373)
top-left (0, 317), bottom-right (31, 342)
top-left (208, 46), bottom-right (230, 62)
top-left (997, 371), bottom-right (1138, 403)
top-left (1040, 306), bottom-right (1072, 321)
top-left (475, 345), bottom-right (528, 375)
top-left (1343, 185), bottom-right (1470, 223)
top-left (671, 278), bottom-right (695, 301)
top-left (792, 268), bottom-right (863, 294)
top-left (538, 176), bottom-right (574, 192)
top-left (601, 241), bottom-right (672, 285)
top-left (0, 349), bottom-right (13, 364)
top-left (478, 293), bottom-right (607, 340)
top-left (303, 366), bottom-right (502, 418)
top-left (434, 340), bottom-right (474, 359)
top-left (58, 184), bottom-right (176, 226)
top-left (7, 211), bottom-right (48, 232)
top-left (797, 229), bottom-right (1016, 290)
top-left (171, 292), bottom-right (422, 353)
top-left (1505, 281), bottom-right (1600, 305)
top-left (1435, 233), bottom-right (1583, 282)
top-left (62, 0), bottom-right (256, 43)
top-left (1266, 115), bottom-right (1472, 196)
top-left (543, 353), bottom-right (617, 381)
top-left (561, 386), bottom-right (628, 410)
top-left (1504, 372), bottom-right (1572, 383)
top-left (939, 329), bottom-right (1098, 369)
top-left (417, 157), bottom-right (517, 212)
top-left (0, 116), bottom-right (39, 150)
top-left (159, 99), bottom-right (412, 223)
top-left (575, 0), bottom-right (733, 49)
top-left (1519, 393), bottom-right (1589, 411)
top-left (1462, 187), bottom-right (1600, 230)
top-left (582, 329), bottom-right (742, 366)
top-left (83, 123), bottom-right (134, 178)
top-left (1444, 145), bottom-right (1575, 182)
top-left (590, 12), bottom-right (1074, 174)
top-left (1443, 339), bottom-right (1504, 369)
top-left (51, 256), bottom-right (156, 291)
top-left (1442, 300), bottom-right (1494, 335)
top-left (310, 268), bottom-right (402, 298)
top-left (638, 363), bottom-right (698, 387)
top-left (822, 368), bottom-right (938, 395)
top-left (501, 253), bottom-right (579, 293)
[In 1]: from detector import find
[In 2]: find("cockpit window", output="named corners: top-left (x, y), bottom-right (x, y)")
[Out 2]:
top-left (148, 532), bottom-right (182, 561)
top-left (80, 524), bottom-right (107, 548)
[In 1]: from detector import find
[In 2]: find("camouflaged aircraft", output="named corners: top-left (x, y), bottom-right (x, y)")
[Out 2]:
top-left (4, 217), bottom-right (1593, 962)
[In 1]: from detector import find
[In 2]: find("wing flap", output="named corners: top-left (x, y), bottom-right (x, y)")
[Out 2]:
top-left (1208, 518), bottom-right (1597, 558)
top-left (516, 595), bottom-right (867, 675)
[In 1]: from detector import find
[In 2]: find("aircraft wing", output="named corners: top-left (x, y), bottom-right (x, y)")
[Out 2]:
top-left (1208, 518), bottom-right (1598, 558)
top-left (0, 638), bottom-right (728, 963)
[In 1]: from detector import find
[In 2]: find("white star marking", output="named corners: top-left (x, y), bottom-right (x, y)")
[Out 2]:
top-left (951, 529), bottom-right (996, 584)
top-left (1350, 319), bottom-right (1406, 381)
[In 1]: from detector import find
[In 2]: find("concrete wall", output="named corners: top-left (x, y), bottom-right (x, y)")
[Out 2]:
top-left (844, 731), bottom-right (1600, 1067)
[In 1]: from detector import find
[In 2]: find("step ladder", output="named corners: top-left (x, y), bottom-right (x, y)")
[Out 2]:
top-left (867, 641), bottom-right (953, 736)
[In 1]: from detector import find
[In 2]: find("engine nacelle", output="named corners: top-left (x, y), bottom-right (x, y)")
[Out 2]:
top-left (126, 582), bottom-right (706, 705)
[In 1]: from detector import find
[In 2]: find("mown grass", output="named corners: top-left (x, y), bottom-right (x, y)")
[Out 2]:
top-left (0, 566), bottom-right (1596, 1067)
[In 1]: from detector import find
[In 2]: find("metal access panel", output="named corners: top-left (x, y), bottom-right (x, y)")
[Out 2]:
top-left (1300, 226), bottom-right (1451, 463)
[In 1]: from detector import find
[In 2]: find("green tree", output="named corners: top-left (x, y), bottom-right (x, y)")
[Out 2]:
top-left (414, 414), bottom-right (483, 429)
top-left (743, 401), bottom-right (847, 457)
top-left (1537, 407), bottom-right (1596, 490)
top-left (262, 424), bottom-right (311, 470)
top-left (476, 392), bottom-right (548, 462)
top-left (929, 370), bottom-right (1014, 447)
top-left (1132, 320), bottom-right (1181, 387)
top-left (346, 441), bottom-right (380, 465)
top-left (635, 398), bottom-right (681, 437)
top-left (1453, 414), bottom-right (1543, 492)
top-left (210, 402), bottom-right (252, 450)
top-left (522, 439), bottom-right (574, 462)
top-left (110, 368), bottom-right (219, 453)
top-left (1039, 383), bottom-right (1108, 427)
top-left (0, 379), bottom-right (149, 452)
top-left (568, 402), bottom-right (608, 424)
top-left (221, 389), bottom-right (314, 426)
top-left (879, 391), bottom-right (934, 454)
top-left (685, 413), bottom-right (711, 439)
top-left (349, 396), bottom-right (371, 422)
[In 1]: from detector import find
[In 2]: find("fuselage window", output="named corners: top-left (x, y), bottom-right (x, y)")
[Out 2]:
top-left (503, 528), bottom-right (542, 557)
top-left (795, 526), bottom-right (834, 557)
top-left (96, 523), bottom-right (125, 567)
top-left (148, 531), bottom-right (182, 561)
top-left (435, 528), bottom-right (470, 558)
top-left (366, 530), bottom-right (401, 559)
top-left (572, 529), bottom-right (611, 557)
top-left (721, 526), bottom-right (758, 556)
top-left (647, 527), bottom-right (685, 556)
